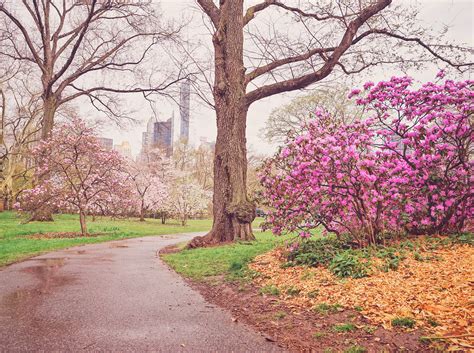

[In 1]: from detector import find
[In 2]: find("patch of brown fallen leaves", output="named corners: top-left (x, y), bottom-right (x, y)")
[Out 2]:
top-left (250, 243), bottom-right (474, 350)
top-left (28, 232), bottom-right (104, 239)
top-left (189, 278), bottom-right (429, 353)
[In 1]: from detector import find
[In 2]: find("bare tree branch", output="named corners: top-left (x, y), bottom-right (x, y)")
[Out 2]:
top-left (246, 0), bottom-right (393, 104)
top-left (196, 0), bottom-right (219, 27)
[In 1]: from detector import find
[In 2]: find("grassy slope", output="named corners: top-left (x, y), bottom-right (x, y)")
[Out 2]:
top-left (162, 231), bottom-right (299, 280)
top-left (0, 211), bottom-right (212, 266)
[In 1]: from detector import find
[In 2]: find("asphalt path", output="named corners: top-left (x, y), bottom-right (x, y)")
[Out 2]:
top-left (0, 233), bottom-right (284, 352)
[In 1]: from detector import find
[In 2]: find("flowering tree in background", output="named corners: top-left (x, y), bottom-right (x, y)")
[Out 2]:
top-left (17, 118), bottom-right (131, 235)
top-left (261, 76), bottom-right (473, 246)
top-left (167, 173), bottom-right (211, 226)
top-left (126, 160), bottom-right (168, 221)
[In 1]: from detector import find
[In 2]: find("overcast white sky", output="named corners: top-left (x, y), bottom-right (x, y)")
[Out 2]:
top-left (99, 0), bottom-right (473, 157)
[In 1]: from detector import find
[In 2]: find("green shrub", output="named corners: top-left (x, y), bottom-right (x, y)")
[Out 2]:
top-left (259, 284), bottom-right (280, 296)
top-left (450, 232), bottom-right (473, 245)
top-left (287, 237), bottom-right (347, 267)
top-left (229, 261), bottom-right (243, 272)
top-left (312, 331), bottom-right (325, 339)
top-left (307, 289), bottom-right (319, 298)
top-left (313, 303), bottom-right (342, 315)
top-left (284, 232), bottom-right (466, 279)
top-left (413, 252), bottom-right (424, 261)
top-left (391, 317), bottom-right (415, 328)
top-left (375, 247), bottom-right (405, 272)
top-left (286, 286), bottom-right (301, 296)
top-left (332, 323), bottom-right (356, 332)
top-left (329, 251), bottom-right (370, 278)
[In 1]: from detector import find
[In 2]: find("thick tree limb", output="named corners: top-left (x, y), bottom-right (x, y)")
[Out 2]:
top-left (196, 0), bottom-right (220, 27)
top-left (243, 1), bottom-right (274, 25)
top-left (245, 0), bottom-right (393, 104)
top-left (366, 29), bottom-right (474, 69)
top-left (0, 5), bottom-right (45, 72)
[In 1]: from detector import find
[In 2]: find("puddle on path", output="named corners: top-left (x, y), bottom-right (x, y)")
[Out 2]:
top-left (109, 244), bottom-right (129, 248)
top-left (1, 257), bottom-right (75, 320)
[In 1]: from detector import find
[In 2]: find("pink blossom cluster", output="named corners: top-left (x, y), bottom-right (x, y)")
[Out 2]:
top-left (17, 118), bottom-right (134, 221)
top-left (260, 76), bottom-right (473, 245)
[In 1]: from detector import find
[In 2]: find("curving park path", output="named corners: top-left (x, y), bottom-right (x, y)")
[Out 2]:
top-left (0, 233), bottom-right (284, 352)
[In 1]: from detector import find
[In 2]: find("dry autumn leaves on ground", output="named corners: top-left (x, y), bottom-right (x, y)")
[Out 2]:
top-left (250, 237), bottom-right (473, 350)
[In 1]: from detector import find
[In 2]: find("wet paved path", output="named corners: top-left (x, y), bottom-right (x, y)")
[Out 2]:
top-left (0, 233), bottom-right (283, 352)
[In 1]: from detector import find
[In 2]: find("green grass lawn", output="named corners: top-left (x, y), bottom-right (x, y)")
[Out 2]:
top-left (0, 211), bottom-right (213, 266)
top-left (162, 231), bottom-right (296, 280)
top-left (0, 212), bottom-right (267, 267)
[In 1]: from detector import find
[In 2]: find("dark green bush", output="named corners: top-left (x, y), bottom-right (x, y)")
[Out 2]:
top-left (450, 232), bottom-right (473, 245)
top-left (391, 317), bottom-right (416, 328)
top-left (259, 284), bottom-right (280, 296)
top-left (332, 323), bottom-right (356, 332)
top-left (284, 232), bottom-right (471, 278)
top-left (329, 251), bottom-right (370, 278)
top-left (313, 302), bottom-right (342, 315)
top-left (287, 237), bottom-right (347, 267)
top-left (285, 286), bottom-right (301, 296)
top-left (229, 261), bottom-right (243, 272)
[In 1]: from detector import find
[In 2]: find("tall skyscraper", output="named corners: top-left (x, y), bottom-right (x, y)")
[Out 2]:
top-left (179, 79), bottom-right (191, 142)
top-left (153, 117), bottom-right (173, 156)
top-left (140, 114), bottom-right (174, 158)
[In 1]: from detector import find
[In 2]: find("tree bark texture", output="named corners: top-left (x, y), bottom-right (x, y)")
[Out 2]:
top-left (29, 95), bottom-right (57, 221)
top-left (189, 0), bottom-right (255, 247)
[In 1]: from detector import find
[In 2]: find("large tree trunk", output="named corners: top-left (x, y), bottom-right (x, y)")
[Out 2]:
top-left (189, 0), bottom-right (255, 248)
top-left (30, 95), bottom-right (57, 222)
top-left (41, 95), bottom-right (57, 140)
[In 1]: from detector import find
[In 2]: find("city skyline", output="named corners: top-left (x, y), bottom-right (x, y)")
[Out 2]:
top-left (96, 0), bottom-right (472, 158)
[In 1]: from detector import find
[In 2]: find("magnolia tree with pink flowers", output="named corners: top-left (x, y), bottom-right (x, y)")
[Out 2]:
top-left (125, 159), bottom-right (169, 222)
top-left (165, 172), bottom-right (211, 226)
top-left (261, 76), bottom-right (473, 246)
top-left (17, 118), bottom-right (133, 235)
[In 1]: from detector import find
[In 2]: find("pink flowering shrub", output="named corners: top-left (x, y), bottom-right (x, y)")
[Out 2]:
top-left (261, 77), bottom-right (473, 245)
top-left (17, 118), bottom-right (133, 235)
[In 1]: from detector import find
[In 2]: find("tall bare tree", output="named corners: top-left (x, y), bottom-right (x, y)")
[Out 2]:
top-left (0, 0), bottom-right (185, 140)
top-left (0, 0), bottom-right (188, 219)
top-left (189, 0), bottom-right (473, 247)
top-left (0, 75), bottom-right (42, 210)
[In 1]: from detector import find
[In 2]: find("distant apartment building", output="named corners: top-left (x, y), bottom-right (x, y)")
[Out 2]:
top-left (114, 141), bottom-right (132, 159)
top-left (97, 137), bottom-right (113, 150)
top-left (139, 114), bottom-right (174, 158)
